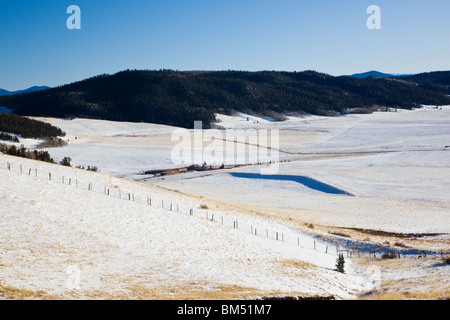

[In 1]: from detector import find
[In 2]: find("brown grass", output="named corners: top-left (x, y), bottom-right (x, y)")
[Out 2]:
top-left (355, 256), bottom-right (450, 300)
top-left (394, 241), bottom-right (409, 248)
top-left (343, 228), bottom-right (443, 239)
top-left (0, 286), bottom-right (60, 300)
top-left (361, 288), bottom-right (450, 300)
top-left (330, 231), bottom-right (351, 238)
top-left (84, 282), bottom-right (278, 300)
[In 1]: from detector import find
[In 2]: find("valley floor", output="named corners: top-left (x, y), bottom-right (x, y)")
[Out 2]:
top-left (1, 106), bottom-right (449, 299)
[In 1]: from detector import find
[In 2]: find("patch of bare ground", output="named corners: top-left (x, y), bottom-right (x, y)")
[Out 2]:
top-left (356, 256), bottom-right (450, 300)
top-left (73, 260), bottom-right (318, 300)
top-left (83, 282), bottom-right (312, 300)
top-left (1, 281), bottom-right (316, 300)
top-left (342, 228), bottom-right (443, 239)
top-left (331, 227), bottom-right (450, 252)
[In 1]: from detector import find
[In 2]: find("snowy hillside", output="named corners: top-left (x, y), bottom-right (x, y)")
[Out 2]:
top-left (0, 153), bottom-right (368, 299)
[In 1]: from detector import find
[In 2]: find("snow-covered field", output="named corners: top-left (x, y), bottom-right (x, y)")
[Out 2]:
top-left (154, 108), bottom-right (450, 242)
top-left (0, 154), bottom-right (368, 299)
top-left (1, 106), bottom-right (449, 299)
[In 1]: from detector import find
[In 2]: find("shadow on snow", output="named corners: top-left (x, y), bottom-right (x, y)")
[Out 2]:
top-left (230, 172), bottom-right (353, 196)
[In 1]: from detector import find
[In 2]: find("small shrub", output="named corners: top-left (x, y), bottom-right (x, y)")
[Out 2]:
top-left (346, 107), bottom-right (374, 114)
top-left (37, 137), bottom-right (68, 149)
top-left (381, 250), bottom-right (397, 259)
top-left (60, 157), bottom-right (72, 167)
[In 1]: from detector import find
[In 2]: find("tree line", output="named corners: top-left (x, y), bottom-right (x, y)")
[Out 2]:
top-left (0, 113), bottom-right (66, 138)
top-left (0, 143), bottom-right (54, 163)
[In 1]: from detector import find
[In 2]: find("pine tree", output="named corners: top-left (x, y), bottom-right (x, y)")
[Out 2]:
top-left (336, 253), bottom-right (345, 273)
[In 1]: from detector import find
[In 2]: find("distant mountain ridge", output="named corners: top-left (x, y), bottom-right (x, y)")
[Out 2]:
top-left (0, 70), bottom-right (449, 129)
top-left (0, 86), bottom-right (51, 96)
top-left (349, 70), bottom-right (412, 79)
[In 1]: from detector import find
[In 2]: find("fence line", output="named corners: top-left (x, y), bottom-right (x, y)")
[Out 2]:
top-left (8, 158), bottom-right (437, 258)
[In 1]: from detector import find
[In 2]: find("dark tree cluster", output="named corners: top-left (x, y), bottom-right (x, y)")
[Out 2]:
top-left (0, 113), bottom-right (66, 138)
top-left (0, 143), bottom-right (54, 163)
top-left (0, 132), bottom-right (20, 143)
top-left (1, 70), bottom-right (449, 129)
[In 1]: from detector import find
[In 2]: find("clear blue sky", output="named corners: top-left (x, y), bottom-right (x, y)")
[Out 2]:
top-left (1, 0), bottom-right (449, 90)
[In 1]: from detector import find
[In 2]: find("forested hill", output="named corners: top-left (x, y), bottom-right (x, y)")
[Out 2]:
top-left (398, 71), bottom-right (450, 95)
top-left (1, 70), bottom-right (449, 129)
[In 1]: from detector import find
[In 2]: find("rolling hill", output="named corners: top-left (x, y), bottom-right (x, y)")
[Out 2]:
top-left (0, 70), bottom-right (449, 129)
top-left (398, 71), bottom-right (450, 94)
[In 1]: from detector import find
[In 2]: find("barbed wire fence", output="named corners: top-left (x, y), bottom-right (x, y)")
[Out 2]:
top-left (3, 157), bottom-right (446, 259)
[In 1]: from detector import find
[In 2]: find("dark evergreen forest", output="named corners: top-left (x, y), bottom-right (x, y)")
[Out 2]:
top-left (1, 70), bottom-right (448, 129)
